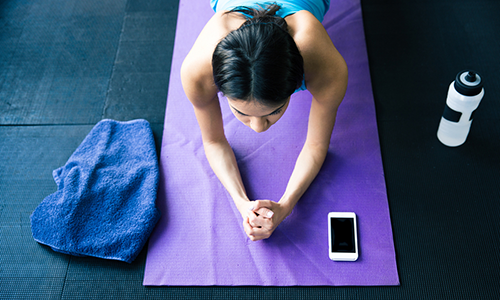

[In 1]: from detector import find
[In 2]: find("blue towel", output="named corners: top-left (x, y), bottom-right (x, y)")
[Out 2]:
top-left (30, 119), bottom-right (161, 263)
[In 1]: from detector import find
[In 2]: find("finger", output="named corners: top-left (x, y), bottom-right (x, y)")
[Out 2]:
top-left (249, 210), bottom-right (275, 229)
top-left (243, 218), bottom-right (255, 241)
top-left (247, 227), bottom-right (272, 241)
top-left (250, 221), bottom-right (260, 228)
top-left (251, 201), bottom-right (275, 218)
top-left (243, 220), bottom-right (261, 241)
top-left (243, 217), bottom-right (256, 235)
top-left (247, 211), bottom-right (262, 228)
top-left (252, 200), bottom-right (273, 210)
top-left (253, 207), bottom-right (274, 218)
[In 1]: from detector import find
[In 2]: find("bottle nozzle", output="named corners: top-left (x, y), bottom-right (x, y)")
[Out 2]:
top-left (465, 71), bottom-right (476, 82)
top-left (455, 70), bottom-right (482, 96)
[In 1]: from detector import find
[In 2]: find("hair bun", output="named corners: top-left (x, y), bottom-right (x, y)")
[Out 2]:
top-left (226, 3), bottom-right (288, 31)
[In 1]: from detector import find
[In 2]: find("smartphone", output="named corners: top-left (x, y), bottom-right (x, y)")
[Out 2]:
top-left (328, 212), bottom-right (359, 261)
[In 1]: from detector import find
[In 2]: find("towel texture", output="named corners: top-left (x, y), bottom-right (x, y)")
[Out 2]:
top-left (31, 119), bottom-right (160, 263)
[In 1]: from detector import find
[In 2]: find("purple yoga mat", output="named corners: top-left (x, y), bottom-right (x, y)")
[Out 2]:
top-left (144, 0), bottom-right (399, 286)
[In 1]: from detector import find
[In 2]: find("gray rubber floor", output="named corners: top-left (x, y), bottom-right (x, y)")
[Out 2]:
top-left (1, 0), bottom-right (499, 299)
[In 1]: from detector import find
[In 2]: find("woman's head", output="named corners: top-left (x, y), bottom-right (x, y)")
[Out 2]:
top-left (212, 4), bottom-right (304, 109)
top-left (227, 96), bottom-right (290, 133)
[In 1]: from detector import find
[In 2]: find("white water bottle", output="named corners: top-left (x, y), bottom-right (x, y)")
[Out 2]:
top-left (437, 70), bottom-right (484, 147)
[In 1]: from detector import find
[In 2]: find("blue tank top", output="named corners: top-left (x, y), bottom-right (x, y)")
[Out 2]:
top-left (210, 0), bottom-right (330, 22)
top-left (210, 0), bottom-right (329, 92)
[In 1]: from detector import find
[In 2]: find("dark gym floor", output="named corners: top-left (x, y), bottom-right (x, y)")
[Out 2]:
top-left (1, 0), bottom-right (499, 299)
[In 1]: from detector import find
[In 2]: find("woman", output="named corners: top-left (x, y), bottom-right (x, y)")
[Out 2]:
top-left (180, 0), bottom-right (348, 241)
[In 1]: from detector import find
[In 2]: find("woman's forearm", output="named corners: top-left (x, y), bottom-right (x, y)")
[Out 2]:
top-left (203, 139), bottom-right (250, 214)
top-left (279, 141), bottom-right (328, 213)
top-left (279, 87), bottom-right (343, 215)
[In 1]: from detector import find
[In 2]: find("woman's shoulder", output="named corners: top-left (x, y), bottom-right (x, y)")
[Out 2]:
top-left (286, 10), bottom-right (330, 53)
top-left (181, 12), bottom-right (245, 104)
top-left (185, 11), bottom-right (245, 63)
top-left (182, 12), bottom-right (232, 73)
top-left (285, 10), bottom-right (322, 35)
top-left (286, 10), bottom-right (337, 75)
top-left (287, 11), bottom-right (348, 101)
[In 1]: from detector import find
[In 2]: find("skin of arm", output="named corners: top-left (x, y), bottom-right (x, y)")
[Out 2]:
top-left (245, 11), bottom-right (348, 241)
top-left (180, 12), bottom-right (255, 219)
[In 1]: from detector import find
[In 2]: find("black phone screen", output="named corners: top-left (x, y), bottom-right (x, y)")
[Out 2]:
top-left (330, 217), bottom-right (355, 253)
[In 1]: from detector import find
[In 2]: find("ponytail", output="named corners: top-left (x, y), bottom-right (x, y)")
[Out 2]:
top-left (225, 3), bottom-right (288, 30)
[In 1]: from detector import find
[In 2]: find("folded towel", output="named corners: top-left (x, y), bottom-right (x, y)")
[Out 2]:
top-left (30, 119), bottom-right (161, 263)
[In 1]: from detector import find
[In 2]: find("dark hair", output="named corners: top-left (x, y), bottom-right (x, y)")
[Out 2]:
top-left (212, 3), bottom-right (304, 106)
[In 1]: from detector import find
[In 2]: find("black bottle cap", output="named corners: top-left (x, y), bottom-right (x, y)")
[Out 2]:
top-left (465, 71), bottom-right (476, 82)
top-left (454, 70), bottom-right (483, 96)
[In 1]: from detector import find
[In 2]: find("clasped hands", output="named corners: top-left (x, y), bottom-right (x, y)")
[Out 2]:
top-left (240, 200), bottom-right (291, 241)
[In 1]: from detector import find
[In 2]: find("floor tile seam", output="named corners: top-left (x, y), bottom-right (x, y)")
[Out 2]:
top-left (101, 10), bottom-right (129, 121)
top-left (0, 120), bottom-right (166, 127)
top-left (60, 256), bottom-right (72, 300)
top-left (0, 276), bottom-right (68, 279)
top-left (0, 123), bottom-right (103, 127)
top-left (62, 278), bottom-right (146, 282)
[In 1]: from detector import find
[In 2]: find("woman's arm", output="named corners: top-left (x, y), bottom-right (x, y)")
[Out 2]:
top-left (181, 62), bottom-right (254, 220)
top-left (193, 96), bottom-right (252, 216)
top-left (281, 12), bottom-right (348, 210)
